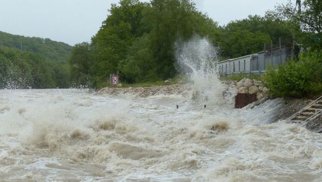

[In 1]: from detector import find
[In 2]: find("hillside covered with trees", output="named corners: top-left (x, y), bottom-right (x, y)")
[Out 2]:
top-left (0, 31), bottom-right (72, 88)
top-left (70, 0), bottom-right (320, 89)
top-left (1, 0), bottom-right (318, 93)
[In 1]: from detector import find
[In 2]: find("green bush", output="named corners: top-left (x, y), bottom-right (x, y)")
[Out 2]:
top-left (264, 51), bottom-right (322, 98)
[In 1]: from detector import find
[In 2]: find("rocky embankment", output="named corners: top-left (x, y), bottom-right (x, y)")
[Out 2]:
top-left (98, 84), bottom-right (192, 97)
top-left (98, 81), bottom-right (321, 132)
top-left (234, 78), bottom-right (269, 100)
top-left (233, 79), bottom-right (321, 132)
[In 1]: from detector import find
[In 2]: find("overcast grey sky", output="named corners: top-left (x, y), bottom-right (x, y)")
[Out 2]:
top-left (0, 0), bottom-right (289, 45)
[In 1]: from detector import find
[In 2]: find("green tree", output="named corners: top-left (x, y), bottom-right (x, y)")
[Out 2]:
top-left (272, 0), bottom-right (321, 49)
top-left (69, 42), bottom-right (92, 86)
top-left (149, 0), bottom-right (199, 79)
top-left (118, 34), bottom-right (157, 83)
top-left (296, 0), bottom-right (322, 34)
top-left (217, 15), bottom-right (296, 58)
top-left (298, 0), bottom-right (322, 49)
top-left (0, 31), bottom-right (72, 88)
top-left (90, 0), bottom-right (151, 87)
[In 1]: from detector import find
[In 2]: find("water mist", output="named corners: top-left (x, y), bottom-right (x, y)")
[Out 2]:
top-left (176, 37), bottom-right (225, 105)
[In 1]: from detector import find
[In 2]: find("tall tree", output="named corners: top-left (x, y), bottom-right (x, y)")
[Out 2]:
top-left (296, 0), bottom-right (302, 13)
top-left (216, 15), bottom-right (297, 58)
top-left (149, 0), bottom-right (218, 79)
top-left (91, 0), bottom-right (150, 87)
top-left (275, 0), bottom-right (321, 49)
top-left (296, 0), bottom-right (322, 34)
top-left (69, 42), bottom-right (92, 86)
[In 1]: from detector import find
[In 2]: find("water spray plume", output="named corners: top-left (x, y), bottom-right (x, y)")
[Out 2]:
top-left (176, 36), bottom-right (225, 104)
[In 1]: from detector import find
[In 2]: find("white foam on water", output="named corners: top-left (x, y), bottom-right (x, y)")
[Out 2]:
top-left (0, 88), bottom-right (321, 181)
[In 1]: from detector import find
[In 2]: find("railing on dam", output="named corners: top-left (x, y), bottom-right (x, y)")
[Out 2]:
top-left (218, 47), bottom-right (293, 76)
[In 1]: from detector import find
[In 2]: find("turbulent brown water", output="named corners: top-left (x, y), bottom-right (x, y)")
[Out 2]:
top-left (1, 38), bottom-right (322, 181)
top-left (1, 88), bottom-right (322, 181)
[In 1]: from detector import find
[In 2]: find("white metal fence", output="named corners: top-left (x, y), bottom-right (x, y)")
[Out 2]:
top-left (218, 48), bottom-right (292, 75)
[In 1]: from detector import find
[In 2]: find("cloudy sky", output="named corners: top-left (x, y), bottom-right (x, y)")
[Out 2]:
top-left (0, 0), bottom-right (289, 45)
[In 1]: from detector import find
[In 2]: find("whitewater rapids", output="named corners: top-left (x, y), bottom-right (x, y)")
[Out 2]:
top-left (0, 88), bottom-right (322, 181)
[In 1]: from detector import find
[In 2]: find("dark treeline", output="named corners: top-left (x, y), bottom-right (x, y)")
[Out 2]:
top-left (0, 31), bottom-right (72, 88)
top-left (70, 0), bottom-right (320, 88)
top-left (71, 0), bottom-right (220, 87)
top-left (1, 0), bottom-right (316, 89)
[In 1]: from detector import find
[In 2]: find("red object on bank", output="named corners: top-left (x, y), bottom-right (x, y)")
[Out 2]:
top-left (235, 93), bottom-right (257, 108)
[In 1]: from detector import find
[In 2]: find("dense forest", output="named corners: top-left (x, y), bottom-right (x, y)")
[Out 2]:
top-left (1, 0), bottom-right (320, 90)
top-left (0, 31), bottom-right (72, 88)
top-left (70, 0), bottom-right (321, 88)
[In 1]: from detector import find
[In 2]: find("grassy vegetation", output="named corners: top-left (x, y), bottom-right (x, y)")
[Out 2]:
top-left (264, 51), bottom-right (322, 98)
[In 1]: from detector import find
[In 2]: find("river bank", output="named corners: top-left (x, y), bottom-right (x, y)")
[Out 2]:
top-left (98, 84), bottom-right (192, 97)
top-left (277, 97), bottom-right (322, 133)
top-left (98, 82), bottom-right (322, 133)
